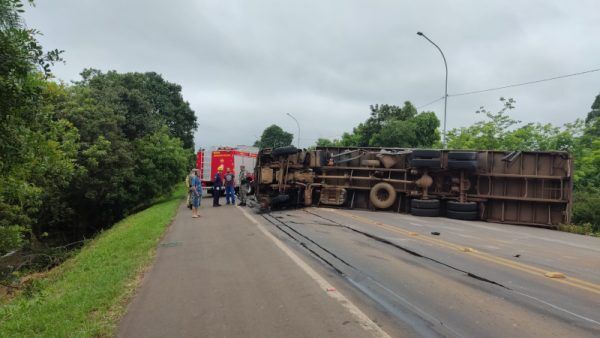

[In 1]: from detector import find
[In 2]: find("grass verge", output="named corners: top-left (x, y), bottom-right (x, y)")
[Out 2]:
top-left (0, 185), bottom-right (185, 337)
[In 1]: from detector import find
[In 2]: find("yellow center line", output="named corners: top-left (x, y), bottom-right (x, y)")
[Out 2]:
top-left (320, 208), bottom-right (600, 296)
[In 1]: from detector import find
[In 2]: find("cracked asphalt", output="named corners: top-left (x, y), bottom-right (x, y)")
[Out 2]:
top-left (119, 199), bottom-right (600, 337)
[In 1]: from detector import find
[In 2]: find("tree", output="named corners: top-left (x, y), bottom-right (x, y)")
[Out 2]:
top-left (0, 1), bottom-right (198, 254)
top-left (254, 125), bottom-right (293, 149)
top-left (585, 93), bottom-right (600, 126)
top-left (317, 102), bottom-right (440, 148)
top-left (0, 0), bottom-right (73, 254)
top-left (445, 98), bottom-right (584, 152)
top-left (75, 69), bottom-right (198, 149)
top-left (315, 138), bottom-right (341, 147)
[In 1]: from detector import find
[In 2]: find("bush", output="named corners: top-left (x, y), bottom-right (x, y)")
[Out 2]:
top-left (572, 189), bottom-right (600, 233)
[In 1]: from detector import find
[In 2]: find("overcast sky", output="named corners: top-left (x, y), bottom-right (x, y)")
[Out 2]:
top-left (25, 0), bottom-right (600, 149)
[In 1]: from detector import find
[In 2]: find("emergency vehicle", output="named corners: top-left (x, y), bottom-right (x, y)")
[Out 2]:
top-left (196, 146), bottom-right (258, 195)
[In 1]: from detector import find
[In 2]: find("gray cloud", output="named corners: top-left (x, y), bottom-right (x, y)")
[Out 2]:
top-left (25, 0), bottom-right (600, 149)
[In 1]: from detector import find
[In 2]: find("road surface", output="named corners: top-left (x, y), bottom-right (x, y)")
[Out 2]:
top-left (119, 199), bottom-right (600, 337)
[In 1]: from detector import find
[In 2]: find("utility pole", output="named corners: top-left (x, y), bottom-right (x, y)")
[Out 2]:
top-left (417, 31), bottom-right (448, 148)
top-left (286, 113), bottom-right (301, 148)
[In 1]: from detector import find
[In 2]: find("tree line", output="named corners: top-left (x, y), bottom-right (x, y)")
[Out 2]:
top-left (0, 1), bottom-right (197, 254)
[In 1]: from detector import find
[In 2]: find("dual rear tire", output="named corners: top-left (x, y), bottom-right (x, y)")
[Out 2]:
top-left (409, 199), bottom-right (480, 220)
top-left (446, 200), bottom-right (479, 220)
top-left (410, 199), bottom-right (440, 217)
top-left (447, 151), bottom-right (478, 171)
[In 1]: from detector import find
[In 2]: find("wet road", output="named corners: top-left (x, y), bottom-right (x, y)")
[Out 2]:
top-left (258, 207), bottom-right (600, 338)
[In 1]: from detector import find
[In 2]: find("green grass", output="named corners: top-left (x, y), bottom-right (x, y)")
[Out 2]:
top-left (0, 185), bottom-right (186, 337)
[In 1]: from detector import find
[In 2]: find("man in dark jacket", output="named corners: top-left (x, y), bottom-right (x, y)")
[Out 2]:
top-left (213, 168), bottom-right (223, 207)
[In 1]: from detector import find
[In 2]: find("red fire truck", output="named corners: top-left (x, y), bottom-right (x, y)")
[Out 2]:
top-left (196, 146), bottom-right (259, 195)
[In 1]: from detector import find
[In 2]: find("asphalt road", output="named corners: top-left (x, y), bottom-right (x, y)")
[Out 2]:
top-left (258, 207), bottom-right (600, 338)
top-left (118, 200), bottom-right (395, 338)
top-left (119, 198), bottom-right (600, 337)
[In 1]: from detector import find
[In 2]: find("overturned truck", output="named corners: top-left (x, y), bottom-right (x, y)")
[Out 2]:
top-left (253, 146), bottom-right (573, 228)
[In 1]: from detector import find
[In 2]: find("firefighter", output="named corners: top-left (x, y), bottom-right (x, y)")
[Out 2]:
top-left (213, 166), bottom-right (224, 207)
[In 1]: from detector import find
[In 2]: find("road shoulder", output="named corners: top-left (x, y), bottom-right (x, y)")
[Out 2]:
top-left (118, 202), bottom-right (389, 337)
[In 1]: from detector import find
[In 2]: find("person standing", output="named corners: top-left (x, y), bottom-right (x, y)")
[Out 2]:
top-left (224, 168), bottom-right (235, 205)
top-left (191, 170), bottom-right (202, 218)
top-left (238, 165), bottom-right (248, 206)
top-left (186, 169), bottom-right (197, 209)
top-left (213, 168), bottom-right (223, 207)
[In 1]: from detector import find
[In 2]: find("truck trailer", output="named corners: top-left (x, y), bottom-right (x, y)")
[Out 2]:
top-left (252, 146), bottom-right (573, 227)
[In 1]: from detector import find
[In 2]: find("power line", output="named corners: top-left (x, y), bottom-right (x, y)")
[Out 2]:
top-left (449, 67), bottom-right (600, 97)
top-left (417, 96), bottom-right (445, 109)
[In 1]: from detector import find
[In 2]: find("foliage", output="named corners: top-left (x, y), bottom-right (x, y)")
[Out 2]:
top-left (254, 124), bottom-right (293, 149)
top-left (75, 69), bottom-right (197, 148)
top-left (0, 0), bottom-right (71, 254)
top-left (0, 2), bottom-right (196, 254)
top-left (314, 102), bottom-right (440, 148)
top-left (46, 71), bottom-right (195, 240)
top-left (0, 186), bottom-right (185, 337)
top-left (571, 188), bottom-right (600, 233)
top-left (315, 138), bottom-right (340, 147)
top-left (446, 98), bottom-right (585, 152)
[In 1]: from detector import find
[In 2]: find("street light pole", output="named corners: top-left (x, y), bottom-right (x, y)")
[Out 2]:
top-left (286, 113), bottom-right (301, 148)
top-left (417, 31), bottom-right (448, 148)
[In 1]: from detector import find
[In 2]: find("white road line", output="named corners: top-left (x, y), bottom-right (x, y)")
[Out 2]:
top-left (238, 207), bottom-right (391, 338)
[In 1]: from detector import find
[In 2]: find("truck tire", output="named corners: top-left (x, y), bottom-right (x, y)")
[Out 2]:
top-left (448, 151), bottom-right (477, 161)
top-left (411, 149), bottom-right (441, 159)
top-left (448, 160), bottom-right (477, 171)
top-left (369, 182), bottom-right (397, 209)
top-left (447, 209), bottom-right (479, 220)
top-left (411, 199), bottom-right (440, 209)
top-left (411, 207), bottom-right (440, 217)
top-left (446, 201), bottom-right (478, 212)
top-left (272, 146), bottom-right (299, 157)
top-left (271, 194), bottom-right (290, 205)
top-left (409, 158), bottom-right (441, 168)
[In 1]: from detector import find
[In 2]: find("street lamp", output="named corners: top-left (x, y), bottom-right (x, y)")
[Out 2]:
top-left (286, 112), bottom-right (301, 148)
top-left (417, 31), bottom-right (448, 148)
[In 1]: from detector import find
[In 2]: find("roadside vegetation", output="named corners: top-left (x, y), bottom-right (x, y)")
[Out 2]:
top-left (0, 185), bottom-right (185, 337)
top-left (0, 0), bottom-right (196, 277)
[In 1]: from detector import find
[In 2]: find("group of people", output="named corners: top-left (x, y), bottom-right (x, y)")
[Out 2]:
top-left (186, 165), bottom-right (252, 218)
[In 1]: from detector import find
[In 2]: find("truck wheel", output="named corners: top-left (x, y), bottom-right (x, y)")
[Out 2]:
top-left (447, 209), bottom-right (479, 220)
top-left (448, 151), bottom-right (477, 161)
top-left (411, 207), bottom-right (440, 217)
top-left (409, 158), bottom-right (441, 168)
top-left (411, 149), bottom-right (441, 159)
top-left (272, 146), bottom-right (299, 157)
top-left (369, 182), bottom-right (397, 209)
top-left (271, 194), bottom-right (290, 205)
top-left (446, 201), bottom-right (478, 212)
top-left (448, 160), bottom-right (477, 171)
top-left (411, 199), bottom-right (440, 209)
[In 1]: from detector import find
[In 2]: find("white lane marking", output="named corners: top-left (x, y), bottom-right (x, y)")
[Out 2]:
top-left (512, 290), bottom-right (600, 326)
top-left (238, 207), bottom-right (391, 338)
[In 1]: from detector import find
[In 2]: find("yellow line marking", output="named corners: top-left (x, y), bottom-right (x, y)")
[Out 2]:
top-left (545, 272), bottom-right (566, 279)
top-left (321, 208), bottom-right (600, 296)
